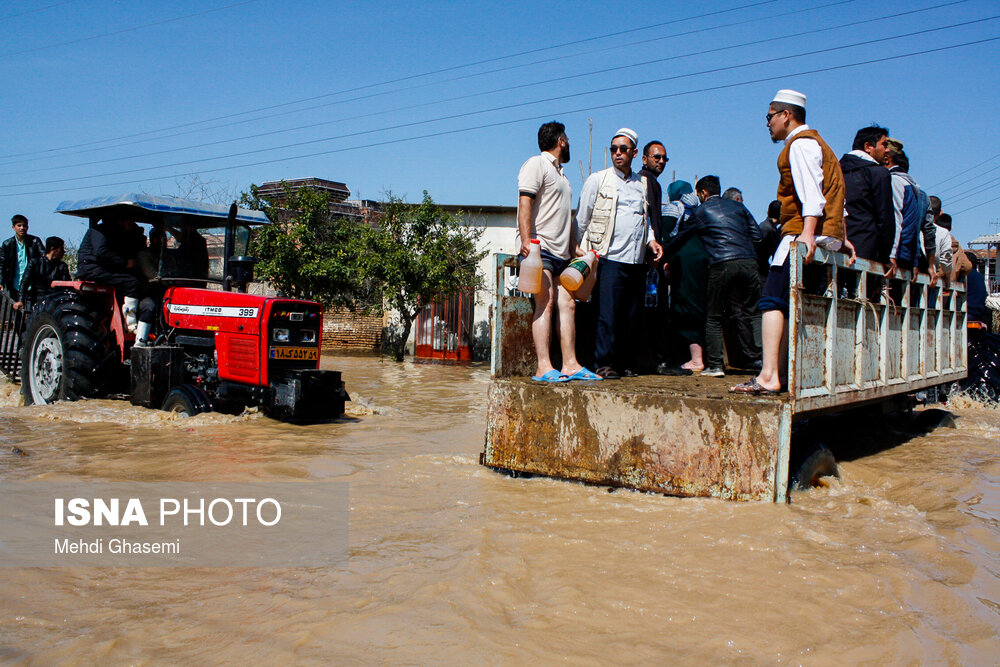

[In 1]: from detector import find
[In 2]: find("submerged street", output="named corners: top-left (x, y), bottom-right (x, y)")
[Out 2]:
top-left (1, 355), bottom-right (998, 663)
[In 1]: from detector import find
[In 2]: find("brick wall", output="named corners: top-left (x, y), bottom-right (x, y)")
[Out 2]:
top-left (322, 307), bottom-right (383, 351)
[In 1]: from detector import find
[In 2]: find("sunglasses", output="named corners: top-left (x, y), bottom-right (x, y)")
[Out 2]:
top-left (609, 144), bottom-right (633, 153)
top-left (647, 154), bottom-right (668, 161)
top-left (766, 110), bottom-right (786, 123)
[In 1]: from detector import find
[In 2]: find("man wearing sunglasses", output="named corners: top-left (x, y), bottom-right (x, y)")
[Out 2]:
top-left (575, 128), bottom-right (664, 379)
top-left (639, 140), bottom-right (669, 371)
top-left (732, 90), bottom-right (854, 395)
top-left (639, 141), bottom-right (668, 245)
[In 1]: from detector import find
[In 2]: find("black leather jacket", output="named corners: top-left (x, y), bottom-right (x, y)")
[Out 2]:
top-left (681, 196), bottom-right (760, 266)
top-left (0, 234), bottom-right (44, 295)
top-left (20, 254), bottom-right (71, 306)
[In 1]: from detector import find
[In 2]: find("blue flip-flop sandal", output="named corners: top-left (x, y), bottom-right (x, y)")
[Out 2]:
top-left (532, 370), bottom-right (569, 383)
top-left (566, 368), bottom-right (603, 381)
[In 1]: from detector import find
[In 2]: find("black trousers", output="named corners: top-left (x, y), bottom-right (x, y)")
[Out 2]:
top-left (76, 267), bottom-right (155, 324)
top-left (76, 266), bottom-right (142, 299)
top-left (705, 258), bottom-right (760, 370)
top-left (594, 258), bottom-right (645, 372)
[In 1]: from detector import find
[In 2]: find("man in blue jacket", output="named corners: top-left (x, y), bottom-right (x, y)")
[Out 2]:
top-left (885, 139), bottom-right (937, 283)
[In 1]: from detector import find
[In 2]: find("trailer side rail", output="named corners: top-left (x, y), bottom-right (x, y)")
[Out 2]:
top-left (788, 243), bottom-right (967, 416)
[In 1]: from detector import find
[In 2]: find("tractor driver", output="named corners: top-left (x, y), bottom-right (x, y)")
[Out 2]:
top-left (76, 215), bottom-right (156, 345)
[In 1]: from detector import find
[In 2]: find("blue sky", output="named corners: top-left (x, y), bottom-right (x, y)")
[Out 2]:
top-left (2, 0), bottom-right (998, 247)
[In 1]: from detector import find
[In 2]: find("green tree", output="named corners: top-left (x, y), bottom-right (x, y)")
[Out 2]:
top-left (240, 183), bottom-right (369, 307)
top-left (360, 192), bottom-right (486, 361)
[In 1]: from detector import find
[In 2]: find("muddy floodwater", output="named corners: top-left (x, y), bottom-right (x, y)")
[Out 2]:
top-left (1, 355), bottom-right (998, 664)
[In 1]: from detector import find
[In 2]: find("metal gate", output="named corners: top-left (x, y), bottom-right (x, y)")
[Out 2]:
top-left (0, 290), bottom-right (26, 382)
top-left (414, 291), bottom-right (473, 361)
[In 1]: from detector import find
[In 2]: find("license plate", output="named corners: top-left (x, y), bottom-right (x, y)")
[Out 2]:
top-left (269, 346), bottom-right (318, 361)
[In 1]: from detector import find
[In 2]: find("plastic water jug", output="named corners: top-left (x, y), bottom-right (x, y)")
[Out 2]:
top-left (518, 240), bottom-right (543, 294)
top-left (559, 251), bottom-right (597, 291)
top-left (572, 251), bottom-right (600, 302)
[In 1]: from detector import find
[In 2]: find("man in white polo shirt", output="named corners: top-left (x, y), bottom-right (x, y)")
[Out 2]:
top-left (517, 121), bottom-right (598, 383)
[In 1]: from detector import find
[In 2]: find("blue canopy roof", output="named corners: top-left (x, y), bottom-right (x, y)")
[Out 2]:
top-left (55, 192), bottom-right (270, 225)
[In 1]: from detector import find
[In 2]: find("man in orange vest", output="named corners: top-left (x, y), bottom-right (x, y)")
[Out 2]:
top-left (731, 89), bottom-right (855, 395)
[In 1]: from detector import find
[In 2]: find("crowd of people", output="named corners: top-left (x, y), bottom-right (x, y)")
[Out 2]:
top-left (516, 89), bottom-right (988, 393)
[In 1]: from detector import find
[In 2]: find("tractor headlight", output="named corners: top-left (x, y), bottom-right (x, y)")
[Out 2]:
top-left (273, 328), bottom-right (290, 342)
top-left (300, 329), bottom-right (317, 343)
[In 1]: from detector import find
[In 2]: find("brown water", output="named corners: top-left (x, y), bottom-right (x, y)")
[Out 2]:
top-left (1, 355), bottom-right (998, 664)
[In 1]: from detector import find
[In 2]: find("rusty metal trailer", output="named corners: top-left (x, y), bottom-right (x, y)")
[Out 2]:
top-left (482, 245), bottom-right (968, 502)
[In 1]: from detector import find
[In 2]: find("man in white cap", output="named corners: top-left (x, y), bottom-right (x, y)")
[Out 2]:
top-left (731, 90), bottom-right (854, 395)
top-left (575, 128), bottom-right (664, 379)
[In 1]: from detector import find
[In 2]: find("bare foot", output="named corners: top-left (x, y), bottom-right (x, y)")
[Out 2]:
top-left (680, 362), bottom-right (705, 372)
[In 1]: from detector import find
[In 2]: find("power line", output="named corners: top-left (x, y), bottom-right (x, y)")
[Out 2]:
top-left (925, 152), bottom-right (1000, 190)
top-left (2, 0), bottom-right (964, 174)
top-left (2, 34), bottom-right (995, 198)
top-left (953, 194), bottom-right (1000, 216)
top-left (0, 0), bottom-right (263, 59)
top-left (8, 0), bottom-right (971, 164)
top-left (934, 161), bottom-right (1000, 196)
top-left (0, 0), bottom-right (805, 159)
top-left (0, 0), bottom-right (79, 22)
top-left (941, 175), bottom-right (1000, 202)
top-left (3, 15), bottom-right (994, 189)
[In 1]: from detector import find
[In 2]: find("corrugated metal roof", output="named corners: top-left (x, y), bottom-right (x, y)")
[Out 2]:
top-left (55, 193), bottom-right (269, 225)
top-left (968, 234), bottom-right (1000, 245)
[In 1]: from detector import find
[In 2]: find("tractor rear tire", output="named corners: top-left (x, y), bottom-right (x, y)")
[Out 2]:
top-left (21, 291), bottom-right (117, 405)
top-left (161, 384), bottom-right (212, 417)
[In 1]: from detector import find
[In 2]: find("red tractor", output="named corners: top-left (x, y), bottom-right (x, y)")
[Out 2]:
top-left (17, 193), bottom-right (348, 421)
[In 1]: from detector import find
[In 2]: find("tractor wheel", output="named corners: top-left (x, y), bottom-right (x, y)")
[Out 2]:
top-left (791, 445), bottom-right (839, 490)
top-left (161, 385), bottom-right (212, 417)
top-left (21, 291), bottom-right (116, 405)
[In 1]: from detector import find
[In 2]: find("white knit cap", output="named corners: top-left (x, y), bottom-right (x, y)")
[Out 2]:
top-left (772, 89), bottom-right (806, 108)
top-left (613, 127), bottom-right (638, 148)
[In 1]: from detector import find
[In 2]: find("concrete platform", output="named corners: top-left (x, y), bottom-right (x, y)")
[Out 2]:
top-left (483, 373), bottom-right (792, 502)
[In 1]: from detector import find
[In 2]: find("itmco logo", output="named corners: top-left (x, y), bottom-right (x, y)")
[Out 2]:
top-left (1, 483), bottom-right (347, 567)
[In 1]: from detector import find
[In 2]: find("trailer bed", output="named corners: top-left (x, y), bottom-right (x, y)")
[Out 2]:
top-left (483, 247), bottom-right (968, 502)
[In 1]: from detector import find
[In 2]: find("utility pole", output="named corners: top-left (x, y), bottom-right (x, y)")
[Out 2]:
top-left (588, 118), bottom-right (593, 177)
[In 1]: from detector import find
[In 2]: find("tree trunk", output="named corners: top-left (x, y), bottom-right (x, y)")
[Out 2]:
top-left (392, 313), bottom-right (414, 362)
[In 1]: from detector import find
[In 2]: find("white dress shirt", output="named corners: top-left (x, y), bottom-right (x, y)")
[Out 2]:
top-left (787, 125), bottom-right (826, 218)
top-left (771, 125), bottom-right (842, 266)
top-left (575, 167), bottom-right (649, 264)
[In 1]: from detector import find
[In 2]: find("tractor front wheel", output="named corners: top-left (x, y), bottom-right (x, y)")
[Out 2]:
top-left (161, 385), bottom-right (213, 417)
